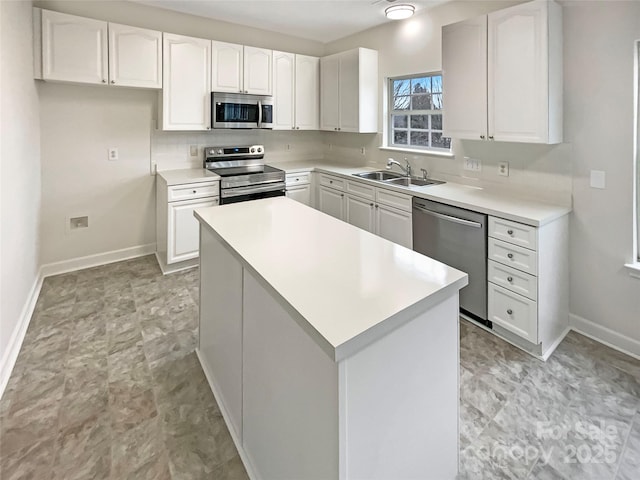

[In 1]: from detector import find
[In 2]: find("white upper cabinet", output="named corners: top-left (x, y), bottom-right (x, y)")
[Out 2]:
top-left (162, 33), bottom-right (211, 131)
top-left (320, 48), bottom-right (378, 133)
top-left (273, 52), bottom-right (319, 130)
top-left (273, 51), bottom-right (295, 129)
top-left (442, 0), bottom-right (562, 144)
top-left (211, 41), bottom-right (243, 93)
top-left (41, 10), bottom-right (108, 84)
top-left (212, 41), bottom-right (272, 94)
top-left (244, 46), bottom-right (272, 95)
top-left (442, 16), bottom-right (488, 141)
top-left (108, 23), bottom-right (162, 88)
top-left (295, 55), bottom-right (320, 130)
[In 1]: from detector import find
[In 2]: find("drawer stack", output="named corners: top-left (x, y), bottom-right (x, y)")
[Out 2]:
top-left (487, 216), bottom-right (539, 344)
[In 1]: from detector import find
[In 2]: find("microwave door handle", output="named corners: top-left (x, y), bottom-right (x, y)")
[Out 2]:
top-left (257, 100), bottom-right (262, 128)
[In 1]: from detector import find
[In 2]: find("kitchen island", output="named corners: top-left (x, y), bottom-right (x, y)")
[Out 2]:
top-left (194, 197), bottom-right (468, 480)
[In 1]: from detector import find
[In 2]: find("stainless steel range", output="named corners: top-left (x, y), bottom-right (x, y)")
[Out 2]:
top-left (204, 145), bottom-right (285, 204)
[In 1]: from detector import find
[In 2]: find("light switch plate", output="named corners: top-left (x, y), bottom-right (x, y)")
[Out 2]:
top-left (464, 157), bottom-right (482, 172)
top-left (590, 170), bottom-right (606, 189)
top-left (189, 145), bottom-right (198, 157)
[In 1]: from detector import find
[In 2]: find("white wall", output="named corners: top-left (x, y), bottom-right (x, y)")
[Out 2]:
top-left (0, 1), bottom-right (42, 390)
top-left (563, 1), bottom-right (640, 349)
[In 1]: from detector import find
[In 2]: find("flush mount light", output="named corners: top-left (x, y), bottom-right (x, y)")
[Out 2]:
top-left (385, 4), bottom-right (415, 20)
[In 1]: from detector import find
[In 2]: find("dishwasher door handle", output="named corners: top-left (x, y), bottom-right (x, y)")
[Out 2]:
top-left (413, 205), bottom-right (483, 228)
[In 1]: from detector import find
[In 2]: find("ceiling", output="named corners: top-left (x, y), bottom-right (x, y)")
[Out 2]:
top-left (133, 0), bottom-right (445, 43)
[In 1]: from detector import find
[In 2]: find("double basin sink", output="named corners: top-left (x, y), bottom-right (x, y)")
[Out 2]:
top-left (352, 170), bottom-right (445, 187)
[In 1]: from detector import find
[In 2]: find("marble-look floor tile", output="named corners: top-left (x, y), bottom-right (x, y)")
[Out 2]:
top-left (461, 375), bottom-right (507, 420)
top-left (109, 382), bottom-right (158, 434)
top-left (615, 414), bottom-right (640, 480)
top-left (53, 413), bottom-right (111, 480)
top-left (0, 437), bottom-right (56, 480)
top-left (112, 417), bottom-right (170, 479)
top-left (528, 461), bottom-right (566, 479)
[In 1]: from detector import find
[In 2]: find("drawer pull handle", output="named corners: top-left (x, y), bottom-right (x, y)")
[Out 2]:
top-left (507, 309), bottom-right (513, 315)
top-left (507, 253), bottom-right (514, 259)
top-left (370, 203), bottom-right (374, 207)
top-left (507, 229), bottom-right (514, 235)
top-left (507, 276), bottom-right (513, 282)
top-left (329, 180), bottom-right (333, 184)
top-left (193, 190), bottom-right (197, 194)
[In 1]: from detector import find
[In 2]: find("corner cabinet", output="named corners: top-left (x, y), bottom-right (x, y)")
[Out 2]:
top-left (41, 10), bottom-right (108, 84)
top-left (320, 48), bottom-right (378, 133)
top-left (316, 174), bottom-right (412, 249)
top-left (273, 52), bottom-right (320, 130)
top-left (442, 0), bottom-right (562, 144)
top-left (161, 33), bottom-right (212, 131)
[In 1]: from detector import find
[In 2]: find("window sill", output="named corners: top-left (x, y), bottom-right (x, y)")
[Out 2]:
top-left (624, 262), bottom-right (640, 279)
top-left (379, 146), bottom-right (455, 158)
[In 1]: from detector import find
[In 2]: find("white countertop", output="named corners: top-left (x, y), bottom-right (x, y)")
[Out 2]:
top-left (157, 168), bottom-right (219, 186)
top-left (271, 160), bottom-right (571, 227)
top-left (195, 197), bottom-right (468, 361)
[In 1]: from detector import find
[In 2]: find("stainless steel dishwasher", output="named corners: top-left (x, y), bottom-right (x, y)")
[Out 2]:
top-left (412, 198), bottom-right (489, 325)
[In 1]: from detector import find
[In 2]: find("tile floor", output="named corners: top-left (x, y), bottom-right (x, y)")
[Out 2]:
top-left (0, 255), bottom-right (638, 479)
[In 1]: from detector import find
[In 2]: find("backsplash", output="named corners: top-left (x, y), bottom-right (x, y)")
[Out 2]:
top-left (151, 128), bottom-right (324, 172)
top-left (322, 132), bottom-right (573, 207)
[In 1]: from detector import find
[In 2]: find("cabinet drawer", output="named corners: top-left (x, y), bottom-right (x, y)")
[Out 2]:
top-left (375, 188), bottom-right (412, 212)
top-left (346, 180), bottom-right (375, 201)
top-left (488, 283), bottom-right (538, 344)
top-left (489, 217), bottom-right (537, 251)
top-left (286, 172), bottom-right (311, 186)
top-left (319, 174), bottom-right (344, 190)
top-left (168, 182), bottom-right (219, 202)
top-left (488, 260), bottom-right (537, 301)
top-left (488, 238), bottom-right (538, 276)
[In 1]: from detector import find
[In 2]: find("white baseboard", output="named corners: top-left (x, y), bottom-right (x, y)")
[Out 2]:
top-left (569, 313), bottom-right (640, 360)
top-left (40, 243), bottom-right (156, 278)
top-left (0, 271), bottom-right (43, 400)
top-left (0, 243), bottom-right (157, 400)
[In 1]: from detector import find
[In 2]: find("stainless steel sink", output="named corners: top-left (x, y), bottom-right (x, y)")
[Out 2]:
top-left (385, 177), bottom-right (445, 187)
top-left (352, 171), bottom-right (404, 181)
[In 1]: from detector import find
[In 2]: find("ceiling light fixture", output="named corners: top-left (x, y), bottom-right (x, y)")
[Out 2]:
top-left (385, 4), bottom-right (415, 20)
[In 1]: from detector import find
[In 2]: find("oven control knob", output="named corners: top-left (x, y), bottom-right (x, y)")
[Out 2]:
top-left (250, 147), bottom-right (256, 153)
top-left (257, 147), bottom-right (263, 153)
top-left (217, 149), bottom-right (223, 154)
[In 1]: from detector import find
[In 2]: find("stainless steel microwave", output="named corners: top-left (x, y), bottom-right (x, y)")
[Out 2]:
top-left (211, 92), bottom-right (273, 129)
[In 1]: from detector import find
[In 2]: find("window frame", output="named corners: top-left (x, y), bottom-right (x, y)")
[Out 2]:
top-left (386, 72), bottom-right (451, 154)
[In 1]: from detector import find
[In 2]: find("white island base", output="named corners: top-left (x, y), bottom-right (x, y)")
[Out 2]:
top-left (195, 198), bottom-right (467, 480)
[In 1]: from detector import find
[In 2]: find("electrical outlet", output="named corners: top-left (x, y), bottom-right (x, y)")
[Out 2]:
top-left (360, 147), bottom-right (366, 155)
top-left (69, 216), bottom-right (89, 230)
top-left (498, 161), bottom-right (509, 177)
top-left (189, 145), bottom-right (198, 157)
top-left (286, 144), bottom-right (291, 151)
top-left (463, 156), bottom-right (482, 172)
top-left (108, 148), bottom-right (118, 161)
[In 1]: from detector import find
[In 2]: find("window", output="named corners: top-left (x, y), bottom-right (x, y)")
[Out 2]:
top-left (388, 73), bottom-right (451, 152)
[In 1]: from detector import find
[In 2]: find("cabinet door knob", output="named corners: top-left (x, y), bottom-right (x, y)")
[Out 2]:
top-left (341, 194), bottom-right (344, 197)
top-left (193, 190), bottom-right (197, 194)
top-left (507, 276), bottom-right (513, 283)
top-left (296, 126), bottom-right (300, 130)
top-left (507, 229), bottom-right (514, 235)
top-left (369, 203), bottom-right (374, 207)
top-left (102, 79), bottom-right (106, 83)
top-left (110, 80), bottom-right (115, 84)
top-left (375, 204), bottom-right (379, 209)
top-left (489, 136), bottom-right (494, 140)
top-left (507, 309), bottom-right (513, 315)
top-left (480, 135), bottom-right (485, 139)
top-left (507, 253), bottom-right (514, 259)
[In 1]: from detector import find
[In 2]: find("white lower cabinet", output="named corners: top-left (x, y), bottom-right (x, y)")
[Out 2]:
top-left (285, 172), bottom-right (312, 207)
top-left (168, 197), bottom-right (218, 264)
top-left (316, 174), bottom-right (412, 248)
top-left (156, 175), bottom-right (219, 273)
top-left (487, 214), bottom-right (568, 357)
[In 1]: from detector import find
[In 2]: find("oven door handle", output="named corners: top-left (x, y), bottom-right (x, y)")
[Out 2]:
top-left (222, 182), bottom-right (285, 198)
top-left (257, 100), bottom-right (263, 128)
top-left (413, 205), bottom-right (482, 228)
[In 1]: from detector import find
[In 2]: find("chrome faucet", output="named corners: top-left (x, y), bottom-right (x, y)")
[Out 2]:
top-left (421, 168), bottom-right (429, 181)
top-left (386, 157), bottom-right (411, 177)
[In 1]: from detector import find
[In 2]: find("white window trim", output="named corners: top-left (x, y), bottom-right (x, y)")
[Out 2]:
top-left (380, 72), bottom-right (452, 155)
